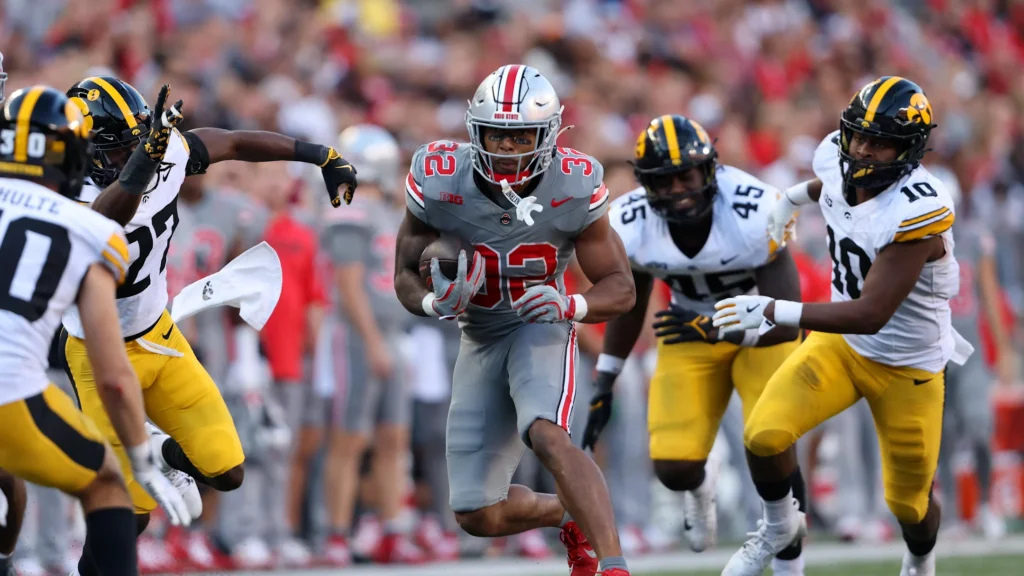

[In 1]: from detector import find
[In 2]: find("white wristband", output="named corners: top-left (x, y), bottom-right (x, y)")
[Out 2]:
top-left (773, 300), bottom-right (804, 327)
top-left (570, 294), bottom-right (588, 321)
top-left (126, 442), bottom-right (154, 473)
top-left (740, 329), bottom-right (761, 347)
top-left (596, 353), bottom-right (626, 374)
top-left (784, 180), bottom-right (814, 206)
top-left (421, 293), bottom-right (440, 317)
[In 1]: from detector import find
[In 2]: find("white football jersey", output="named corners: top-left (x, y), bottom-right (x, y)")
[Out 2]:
top-left (610, 165), bottom-right (784, 317)
top-left (63, 129), bottom-right (189, 339)
top-left (813, 131), bottom-right (958, 372)
top-left (0, 178), bottom-right (129, 405)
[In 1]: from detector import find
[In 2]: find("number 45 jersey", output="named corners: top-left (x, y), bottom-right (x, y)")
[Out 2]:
top-left (0, 178), bottom-right (129, 405)
top-left (813, 131), bottom-right (959, 373)
top-left (406, 141), bottom-right (609, 342)
top-left (610, 165), bottom-right (785, 317)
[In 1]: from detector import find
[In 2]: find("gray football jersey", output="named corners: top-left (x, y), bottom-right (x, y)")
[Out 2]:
top-left (183, 189), bottom-right (268, 382)
top-left (949, 215), bottom-right (991, 346)
top-left (405, 141), bottom-right (609, 342)
top-left (321, 197), bottom-right (407, 331)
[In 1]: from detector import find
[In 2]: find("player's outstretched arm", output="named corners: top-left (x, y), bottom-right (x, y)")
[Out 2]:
top-left (572, 213), bottom-right (636, 323)
top-left (77, 263), bottom-right (192, 525)
top-left (77, 264), bottom-right (148, 448)
top-left (188, 128), bottom-right (357, 206)
top-left (767, 237), bottom-right (942, 334)
top-left (394, 209), bottom-right (440, 316)
top-left (601, 270), bottom-right (655, 359)
top-left (749, 247), bottom-right (802, 345)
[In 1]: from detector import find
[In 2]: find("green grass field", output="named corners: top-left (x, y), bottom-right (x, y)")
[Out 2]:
top-left (645, 554), bottom-right (1024, 576)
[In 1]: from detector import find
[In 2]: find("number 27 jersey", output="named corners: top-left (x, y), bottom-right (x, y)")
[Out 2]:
top-left (813, 131), bottom-right (959, 373)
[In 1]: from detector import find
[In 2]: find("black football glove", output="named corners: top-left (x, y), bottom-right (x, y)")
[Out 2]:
top-left (581, 371), bottom-right (616, 451)
top-left (119, 84), bottom-right (184, 195)
top-left (652, 305), bottom-right (717, 344)
top-left (319, 147), bottom-right (358, 207)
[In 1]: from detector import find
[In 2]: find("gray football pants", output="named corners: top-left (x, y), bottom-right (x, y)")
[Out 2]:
top-left (447, 322), bottom-right (580, 512)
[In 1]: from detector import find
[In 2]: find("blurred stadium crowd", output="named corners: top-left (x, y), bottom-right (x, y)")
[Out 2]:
top-left (3, 0), bottom-right (1024, 572)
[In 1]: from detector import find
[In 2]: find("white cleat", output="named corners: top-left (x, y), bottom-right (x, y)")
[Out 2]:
top-left (899, 550), bottom-right (935, 576)
top-left (979, 504), bottom-right (1007, 540)
top-left (683, 458), bottom-right (720, 552)
top-left (721, 498), bottom-right (806, 576)
top-left (146, 423), bottom-right (203, 520)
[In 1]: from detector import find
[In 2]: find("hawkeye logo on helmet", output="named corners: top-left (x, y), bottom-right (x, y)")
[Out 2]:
top-left (86, 89), bottom-right (100, 101)
top-left (492, 112), bottom-right (521, 121)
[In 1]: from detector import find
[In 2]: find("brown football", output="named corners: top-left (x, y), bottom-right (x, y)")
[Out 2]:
top-left (419, 236), bottom-right (475, 288)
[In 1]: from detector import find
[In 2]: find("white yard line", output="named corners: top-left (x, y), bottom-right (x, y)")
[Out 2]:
top-left (175, 535), bottom-right (1024, 576)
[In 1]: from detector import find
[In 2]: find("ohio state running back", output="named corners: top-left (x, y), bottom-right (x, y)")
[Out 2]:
top-left (394, 64), bottom-right (634, 576)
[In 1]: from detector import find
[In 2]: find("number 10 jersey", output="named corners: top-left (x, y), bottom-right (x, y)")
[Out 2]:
top-left (813, 131), bottom-right (959, 373)
top-left (610, 165), bottom-right (786, 317)
top-left (62, 128), bottom-right (188, 339)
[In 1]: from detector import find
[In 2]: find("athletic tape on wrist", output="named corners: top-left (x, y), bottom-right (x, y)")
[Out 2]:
top-left (570, 294), bottom-right (588, 321)
top-left (596, 353), bottom-right (626, 375)
top-left (421, 292), bottom-right (441, 317)
top-left (773, 300), bottom-right (804, 327)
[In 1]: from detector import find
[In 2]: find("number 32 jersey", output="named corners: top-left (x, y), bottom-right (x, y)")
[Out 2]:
top-left (610, 165), bottom-right (785, 317)
top-left (813, 131), bottom-right (959, 373)
top-left (406, 141), bottom-right (609, 342)
top-left (0, 178), bottom-right (129, 405)
top-left (63, 128), bottom-right (189, 339)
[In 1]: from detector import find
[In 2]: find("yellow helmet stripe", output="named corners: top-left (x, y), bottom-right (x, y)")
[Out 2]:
top-left (86, 77), bottom-right (137, 129)
top-left (13, 86), bottom-right (45, 162)
top-left (660, 114), bottom-right (682, 165)
top-left (864, 76), bottom-right (903, 123)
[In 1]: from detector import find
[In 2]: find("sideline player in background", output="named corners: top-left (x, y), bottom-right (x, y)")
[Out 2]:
top-left (712, 77), bottom-right (966, 576)
top-left (320, 125), bottom-right (422, 565)
top-left (394, 65), bottom-right (635, 576)
top-left (582, 115), bottom-right (806, 575)
top-left (57, 75), bottom-right (358, 564)
top-left (0, 85), bottom-right (189, 576)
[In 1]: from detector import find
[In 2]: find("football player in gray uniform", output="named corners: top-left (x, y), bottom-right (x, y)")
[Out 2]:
top-left (395, 65), bottom-right (635, 576)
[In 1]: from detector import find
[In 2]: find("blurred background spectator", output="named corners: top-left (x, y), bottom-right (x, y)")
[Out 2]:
top-left (3, 0), bottom-right (1024, 572)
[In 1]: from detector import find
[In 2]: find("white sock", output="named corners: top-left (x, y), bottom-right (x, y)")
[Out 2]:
top-left (771, 555), bottom-right (805, 574)
top-left (909, 550), bottom-right (934, 565)
top-left (763, 490), bottom-right (794, 525)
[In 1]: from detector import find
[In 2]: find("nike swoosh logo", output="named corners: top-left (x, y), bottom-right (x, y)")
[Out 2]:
top-left (913, 378), bottom-right (929, 385)
top-left (720, 255), bottom-right (738, 265)
top-left (162, 325), bottom-right (173, 340)
top-left (746, 304), bottom-right (759, 313)
top-left (551, 197), bottom-right (571, 208)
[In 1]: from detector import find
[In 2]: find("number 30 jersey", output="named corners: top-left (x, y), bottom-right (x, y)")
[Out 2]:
top-left (63, 128), bottom-right (189, 339)
top-left (813, 131), bottom-right (959, 373)
top-left (610, 165), bottom-right (785, 317)
top-left (406, 141), bottom-right (608, 342)
top-left (0, 178), bottom-right (129, 405)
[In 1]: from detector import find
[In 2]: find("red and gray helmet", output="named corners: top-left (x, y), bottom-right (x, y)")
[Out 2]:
top-left (465, 64), bottom-right (563, 187)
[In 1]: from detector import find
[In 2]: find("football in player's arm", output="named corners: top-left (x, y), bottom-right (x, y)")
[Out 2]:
top-left (79, 82), bottom-right (358, 227)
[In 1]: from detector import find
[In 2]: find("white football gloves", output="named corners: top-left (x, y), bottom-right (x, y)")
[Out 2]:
top-left (426, 249), bottom-right (485, 318)
top-left (127, 443), bottom-right (192, 527)
top-left (768, 182), bottom-right (812, 247)
top-left (512, 285), bottom-right (586, 323)
top-left (712, 295), bottom-right (775, 335)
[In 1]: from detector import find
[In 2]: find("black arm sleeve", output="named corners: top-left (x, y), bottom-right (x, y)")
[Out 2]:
top-left (182, 131), bottom-right (211, 176)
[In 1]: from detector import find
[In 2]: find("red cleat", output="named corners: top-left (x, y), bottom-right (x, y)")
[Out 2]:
top-left (372, 533), bottom-right (428, 564)
top-left (601, 569), bottom-right (631, 576)
top-left (319, 535), bottom-right (352, 568)
top-left (559, 521), bottom-right (599, 576)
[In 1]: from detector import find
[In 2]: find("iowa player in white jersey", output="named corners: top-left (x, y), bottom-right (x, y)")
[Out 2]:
top-left (581, 115), bottom-right (806, 574)
top-left (0, 86), bottom-right (190, 576)
top-left (713, 77), bottom-right (961, 576)
top-left (57, 76), bottom-right (359, 542)
top-left (395, 65), bottom-right (635, 576)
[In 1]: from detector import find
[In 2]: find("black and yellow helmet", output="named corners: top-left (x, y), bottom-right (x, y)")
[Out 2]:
top-left (839, 76), bottom-right (935, 191)
top-left (0, 86), bottom-right (93, 199)
top-left (632, 114), bottom-right (718, 223)
top-left (67, 76), bottom-right (151, 187)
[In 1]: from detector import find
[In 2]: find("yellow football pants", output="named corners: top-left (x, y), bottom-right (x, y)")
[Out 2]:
top-left (64, 310), bottom-right (243, 513)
